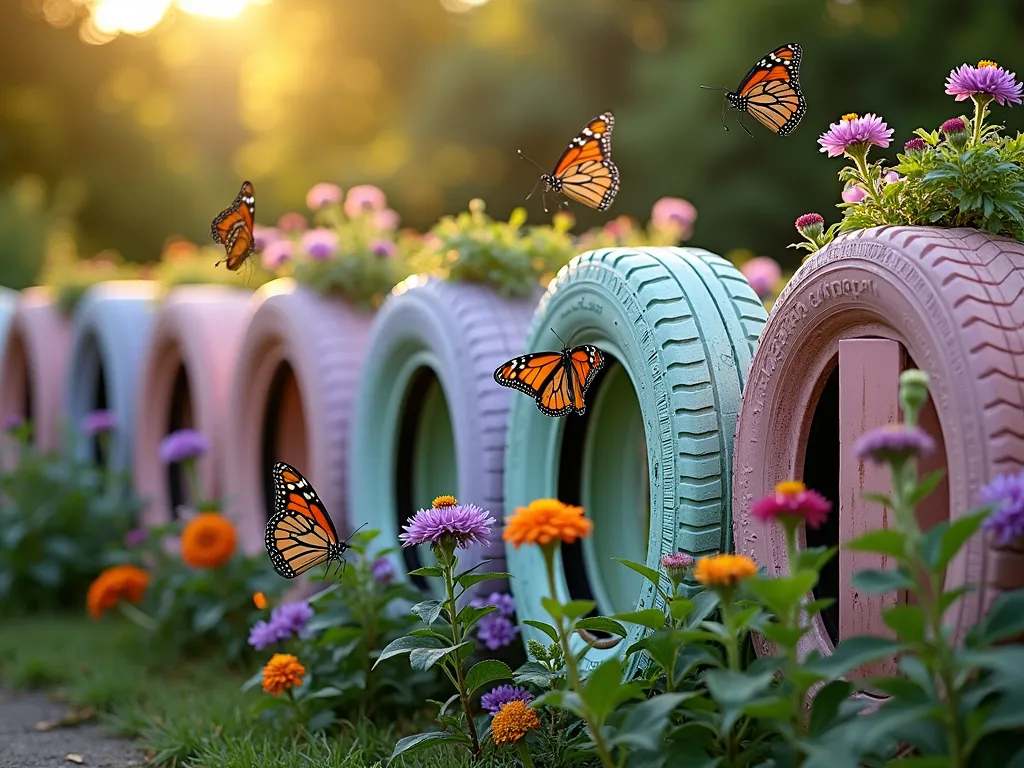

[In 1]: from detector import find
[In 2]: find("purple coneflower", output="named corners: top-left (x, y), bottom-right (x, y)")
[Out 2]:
top-left (344, 185), bottom-right (387, 217)
top-left (818, 113), bottom-right (894, 158)
top-left (481, 685), bottom-right (533, 715)
top-left (979, 470), bottom-right (1024, 547)
top-left (740, 256), bottom-right (782, 299)
top-left (82, 409), bottom-right (116, 436)
top-left (306, 183), bottom-right (343, 211)
top-left (159, 429), bottom-right (209, 464)
top-left (301, 228), bottom-right (340, 260)
top-left (853, 424), bottom-right (935, 467)
top-left (398, 496), bottom-right (494, 550)
top-left (946, 61), bottom-right (1023, 107)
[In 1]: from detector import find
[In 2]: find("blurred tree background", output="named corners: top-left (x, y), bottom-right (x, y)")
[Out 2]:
top-left (1, 0), bottom-right (1023, 289)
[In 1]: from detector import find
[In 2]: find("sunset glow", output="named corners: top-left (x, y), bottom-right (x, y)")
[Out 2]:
top-left (82, 0), bottom-right (268, 39)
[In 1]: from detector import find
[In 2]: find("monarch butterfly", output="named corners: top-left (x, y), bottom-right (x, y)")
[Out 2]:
top-left (493, 339), bottom-right (606, 417)
top-left (518, 112), bottom-right (620, 212)
top-left (211, 181), bottom-right (256, 271)
top-left (703, 44), bottom-right (805, 136)
top-left (265, 462), bottom-right (358, 579)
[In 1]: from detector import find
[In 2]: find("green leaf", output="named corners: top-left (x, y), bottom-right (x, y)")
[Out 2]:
top-left (522, 619), bottom-right (559, 643)
top-left (240, 669), bottom-right (263, 693)
top-left (407, 566), bottom-right (442, 578)
top-left (759, 623), bottom-right (807, 649)
top-left (844, 529), bottom-right (907, 559)
top-left (850, 568), bottom-right (914, 594)
top-left (457, 571), bottom-right (513, 590)
top-left (388, 731), bottom-right (470, 762)
top-left (373, 635), bottom-right (442, 669)
top-left (581, 659), bottom-right (646, 725)
top-left (668, 598), bottom-right (694, 623)
top-left (612, 557), bottom-right (664, 591)
top-left (410, 599), bottom-right (444, 626)
top-left (541, 596), bottom-right (563, 621)
top-left (808, 679), bottom-right (853, 736)
top-left (804, 597), bottom-right (836, 617)
top-left (972, 589), bottom-right (1024, 645)
top-left (514, 661), bottom-right (558, 687)
top-left (611, 609), bottom-right (666, 631)
top-left (532, 689), bottom-right (585, 717)
top-left (607, 692), bottom-right (693, 752)
top-left (804, 636), bottom-right (905, 679)
top-left (304, 686), bottom-right (344, 700)
top-left (28, 561), bottom-right (61, 587)
top-left (881, 604), bottom-right (925, 642)
top-left (575, 617), bottom-right (628, 636)
top-left (409, 642), bottom-right (471, 671)
top-left (907, 469), bottom-right (947, 506)
top-left (704, 669), bottom-right (774, 708)
top-left (745, 571), bottom-right (818, 616)
top-left (563, 599), bottom-right (596, 621)
top-left (465, 659), bottom-right (513, 694)
top-left (862, 491), bottom-right (894, 508)
top-left (193, 602), bottom-right (226, 633)
top-left (455, 604), bottom-right (496, 630)
top-left (933, 511), bottom-right (988, 571)
top-left (980, 687), bottom-right (1024, 736)
top-left (793, 545), bottom-right (838, 574)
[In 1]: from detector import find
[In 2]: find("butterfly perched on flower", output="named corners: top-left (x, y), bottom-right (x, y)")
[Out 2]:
top-left (519, 112), bottom-right (620, 212)
top-left (265, 462), bottom-right (361, 579)
top-left (211, 180), bottom-right (256, 271)
top-left (705, 44), bottom-right (805, 136)
top-left (493, 339), bottom-right (605, 417)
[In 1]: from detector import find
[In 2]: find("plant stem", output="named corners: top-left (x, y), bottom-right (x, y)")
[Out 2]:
top-left (971, 95), bottom-right (991, 147)
top-left (850, 148), bottom-right (882, 204)
top-left (517, 739), bottom-right (537, 768)
top-left (443, 556), bottom-right (481, 759)
top-left (717, 595), bottom-right (740, 672)
top-left (117, 601), bottom-right (157, 631)
top-left (183, 458), bottom-right (204, 509)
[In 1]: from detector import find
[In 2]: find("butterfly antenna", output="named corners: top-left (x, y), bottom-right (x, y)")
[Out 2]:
top-left (517, 149), bottom-right (548, 174)
top-left (344, 522), bottom-right (368, 544)
top-left (698, 84), bottom-right (730, 92)
top-left (735, 111), bottom-right (754, 138)
top-left (524, 175), bottom-right (542, 203)
top-left (550, 327), bottom-right (568, 349)
top-left (720, 100), bottom-right (730, 132)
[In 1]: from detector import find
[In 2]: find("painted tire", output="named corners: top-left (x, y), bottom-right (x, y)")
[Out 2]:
top-left (65, 281), bottom-right (157, 475)
top-left (504, 247), bottom-right (767, 674)
top-left (224, 279), bottom-right (373, 553)
top-left (349, 277), bottom-right (537, 600)
top-left (733, 226), bottom-right (1024, 669)
top-left (134, 285), bottom-right (253, 531)
top-left (0, 287), bottom-right (71, 452)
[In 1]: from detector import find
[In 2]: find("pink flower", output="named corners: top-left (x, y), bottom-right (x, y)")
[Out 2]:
top-left (842, 184), bottom-right (867, 204)
top-left (370, 240), bottom-right (396, 258)
top-left (261, 239), bottom-right (293, 270)
top-left (795, 213), bottom-right (824, 239)
top-left (740, 257), bottom-right (782, 299)
top-left (344, 185), bottom-right (386, 217)
top-left (941, 117), bottom-right (967, 136)
top-left (818, 113), bottom-right (894, 158)
top-left (903, 138), bottom-right (927, 153)
top-left (373, 208), bottom-right (400, 230)
top-left (884, 170), bottom-right (903, 184)
top-left (301, 228), bottom-right (340, 260)
top-left (306, 183), bottom-right (343, 210)
top-left (253, 225), bottom-right (282, 253)
top-left (604, 215), bottom-right (634, 240)
top-left (651, 197), bottom-right (697, 231)
top-left (661, 552), bottom-right (694, 579)
top-left (277, 213), bottom-right (307, 233)
top-left (946, 61), bottom-right (1023, 107)
top-left (751, 481), bottom-right (832, 530)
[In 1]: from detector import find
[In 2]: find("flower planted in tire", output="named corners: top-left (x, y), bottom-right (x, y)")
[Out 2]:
top-left (181, 512), bottom-right (237, 568)
top-left (376, 495), bottom-right (512, 762)
top-left (159, 428), bottom-right (215, 511)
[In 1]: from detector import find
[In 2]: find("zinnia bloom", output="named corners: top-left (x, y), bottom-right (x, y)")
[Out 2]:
top-left (159, 429), bottom-right (209, 464)
top-left (491, 699), bottom-right (540, 744)
top-left (651, 197), bottom-right (697, 232)
top-left (253, 592), bottom-right (268, 610)
top-left (344, 185), bottom-right (387, 217)
top-left (945, 61), bottom-right (1023, 106)
top-left (979, 470), bottom-right (1024, 547)
top-left (261, 653), bottom-right (306, 696)
top-left (86, 565), bottom-right (150, 619)
top-left (180, 512), bottom-right (237, 568)
top-left (751, 481), bottom-right (832, 529)
top-left (82, 410), bottom-right (116, 436)
top-left (301, 228), bottom-right (340, 260)
top-left (371, 556), bottom-right (396, 585)
top-left (818, 113), bottom-right (894, 158)
top-left (795, 213), bottom-right (824, 239)
top-left (261, 238), bottom-right (293, 271)
top-left (477, 613), bottom-right (519, 650)
top-left (693, 554), bottom-right (757, 589)
top-left (399, 497), bottom-right (494, 550)
top-left (503, 498), bottom-right (593, 549)
top-left (481, 685), bottom-right (533, 715)
top-left (306, 182), bottom-right (343, 210)
top-left (853, 424), bottom-right (935, 466)
top-left (661, 551), bottom-right (695, 578)
top-left (740, 256), bottom-right (782, 299)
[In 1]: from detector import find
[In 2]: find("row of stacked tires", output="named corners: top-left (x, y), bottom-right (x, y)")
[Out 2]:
top-left (1, 226), bottom-right (1022, 674)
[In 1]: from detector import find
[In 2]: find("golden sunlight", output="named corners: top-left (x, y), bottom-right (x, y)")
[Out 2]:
top-left (76, 0), bottom-right (269, 39)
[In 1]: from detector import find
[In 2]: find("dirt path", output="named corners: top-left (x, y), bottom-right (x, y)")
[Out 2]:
top-left (0, 690), bottom-right (142, 768)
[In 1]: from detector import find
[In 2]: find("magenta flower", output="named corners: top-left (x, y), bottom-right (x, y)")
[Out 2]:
top-left (159, 429), bottom-right (209, 464)
top-left (306, 182), bottom-right (343, 210)
top-left (2, 413), bottom-right (23, 432)
top-left (941, 117), bottom-right (967, 136)
top-left (751, 481), bottom-right (832, 530)
top-left (818, 113), bottom-right (894, 158)
top-left (301, 228), bottom-right (340, 260)
top-left (661, 551), bottom-right (694, 579)
top-left (481, 685), bottom-right (533, 715)
top-left (253, 225), bottom-right (281, 253)
top-left (946, 61), bottom-right (1023, 107)
top-left (399, 503), bottom-right (494, 550)
top-left (477, 613), bottom-right (519, 650)
top-left (82, 409), bottom-right (116, 436)
top-left (371, 556), bottom-right (395, 585)
top-left (124, 528), bottom-right (148, 548)
top-left (373, 208), bottom-right (400, 230)
top-left (903, 137), bottom-right (927, 153)
top-left (842, 183), bottom-right (867, 204)
top-left (370, 240), bottom-right (396, 258)
top-left (604, 215), bottom-right (634, 240)
top-left (854, 424), bottom-right (935, 466)
top-left (344, 185), bottom-right (386, 217)
top-left (651, 197), bottom-right (697, 232)
top-left (740, 256), bottom-right (782, 299)
top-left (980, 471), bottom-right (1024, 547)
top-left (261, 239), bottom-right (293, 271)
top-left (795, 213), bottom-right (825, 239)
top-left (277, 212), bottom-right (307, 233)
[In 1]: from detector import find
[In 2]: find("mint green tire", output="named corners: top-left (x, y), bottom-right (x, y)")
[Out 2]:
top-left (503, 247), bottom-right (767, 676)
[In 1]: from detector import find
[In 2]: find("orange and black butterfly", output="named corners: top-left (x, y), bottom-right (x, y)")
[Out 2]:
top-left (211, 181), bottom-right (256, 271)
top-left (265, 462), bottom-right (361, 579)
top-left (707, 44), bottom-right (805, 136)
top-left (493, 340), bottom-right (605, 418)
top-left (519, 112), bottom-right (619, 212)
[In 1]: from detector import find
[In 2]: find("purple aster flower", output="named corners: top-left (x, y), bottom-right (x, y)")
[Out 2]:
top-left (248, 619), bottom-right (279, 651)
top-left (82, 409), bottom-right (116, 436)
top-left (904, 137), bottom-right (927, 153)
top-left (373, 208), bottom-right (400, 230)
top-left (853, 424), bottom-right (935, 466)
top-left (477, 613), bottom-right (519, 650)
top-left (818, 113), bottom-right (894, 158)
top-left (651, 197), bottom-right (697, 232)
top-left (842, 183), bottom-right (867, 204)
top-left (480, 685), bottom-right (533, 715)
top-left (946, 61), bottom-right (1023, 107)
top-left (159, 429), bottom-right (209, 464)
top-left (795, 213), bottom-right (825, 239)
top-left (980, 471), bottom-right (1024, 547)
top-left (398, 502), bottom-right (495, 550)
top-left (124, 528), bottom-right (148, 548)
top-left (344, 185), bottom-right (387, 217)
top-left (270, 601), bottom-right (314, 639)
top-left (277, 212), bottom-right (307, 233)
top-left (306, 182), bottom-right (343, 210)
top-left (371, 556), bottom-right (396, 585)
top-left (3, 413), bottom-right (24, 432)
top-left (370, 240), bottom-right (396, 258)
top-left (253, 225), bottom-right (281, 253)
top-left (740, 257), bottom-right (782, 299)
top-left (661, 551), bottom-right (695, 579)
top-left (471, 591), bottom-right (516, 617)
top-left (301, 228), bottom-right (340, 260)
top-left (261, 238), bottom-right (293, 271)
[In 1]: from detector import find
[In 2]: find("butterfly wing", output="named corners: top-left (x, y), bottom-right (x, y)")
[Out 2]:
top-left (551, 113), bottom-right (620, 211)
top-left (732, 44), bottom-right (805, 136)
top-left (536, 361), bottom-right (576, 417)
top-left (494, 352), bottom-right (564, 399)
top-left (211, 181), bottom-right (256, 271)
top-left (265, 461), bottom-right (340, 579)
top-left (567, 345), bottom-right (605, 413)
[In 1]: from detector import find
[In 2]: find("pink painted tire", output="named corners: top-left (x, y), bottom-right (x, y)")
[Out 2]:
top-left (134, 285), bottom-right (253, 530)
top-left (733, 226), bottom-right (1024, 670)
top-left (0, 287), bottom-right (71, 452)
top-left (224, 278), bottom-right (373, 554)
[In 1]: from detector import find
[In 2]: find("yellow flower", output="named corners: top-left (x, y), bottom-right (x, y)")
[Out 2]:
top-left (86, 565), bottom-right (150, 619)
top-left (978, 60), bottom-right (998, 69)
top-left (253, 592), bottom-right (267, 610)
top-left (181, 512), bottom-right (237, 568)
top-left (774, 480), bottom-right (807, 497)
top-left (841, 113), bottom-right (859, 121)
top-left (491, 700), bottom-right (540, 744)
top-left (432, 495), bottom-right (458, 509)
top-left (261, 653), bottom-right (306, 696)
top-left (502, 498), bottom-right (593, 549)
top-left (693, 554), bottom-right (758, 588)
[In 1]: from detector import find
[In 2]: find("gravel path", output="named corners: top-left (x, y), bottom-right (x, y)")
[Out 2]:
top-left (0, 690), bottom-right (142, 768)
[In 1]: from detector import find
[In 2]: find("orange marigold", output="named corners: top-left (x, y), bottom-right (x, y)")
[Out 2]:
top-left (181, 512), bottom-right (237, 568)
top-left (503, 498), bottom-right (593, 549)
top-left (693, 554), bottom-right (758, 588)
top-left (86, 565), bottom-right (150, 619)
top-left (253, 592), bottom-right (267, 610)
top-left (262, 653), bottom-right (306, 696)
top-left (491, 699), bottom-right (540, 744)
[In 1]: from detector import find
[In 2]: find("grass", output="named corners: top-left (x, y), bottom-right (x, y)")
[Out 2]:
top-left (0, 614), bottom-right (520, 768)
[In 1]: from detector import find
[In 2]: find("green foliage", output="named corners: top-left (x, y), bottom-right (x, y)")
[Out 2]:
top-left (0, 424), bottom-right (139, 615)
top-left (39, 252), bottom-right (143, 316)
top-left (152, 242), bottom-right (276, 293)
